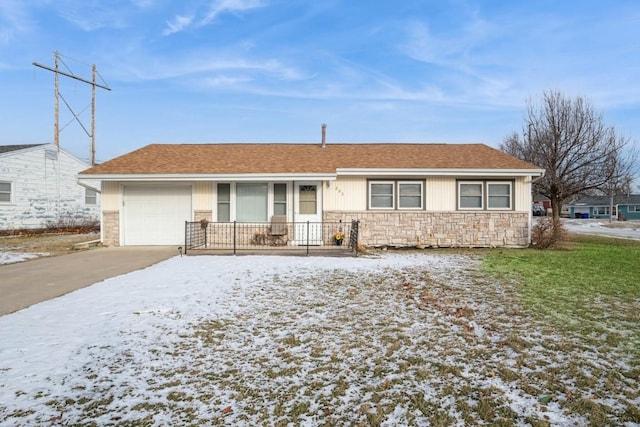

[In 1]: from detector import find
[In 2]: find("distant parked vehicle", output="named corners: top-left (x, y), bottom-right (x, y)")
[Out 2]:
top-left (532, 205), bottom-right (546, 216)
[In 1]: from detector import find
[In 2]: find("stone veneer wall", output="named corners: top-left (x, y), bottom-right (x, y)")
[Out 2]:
top-left (323, 211), bottom-right (530, 248)
top-left (194, 210), bottom-right (212, 222)
top-left (102, 210), bottom-right (120, 246)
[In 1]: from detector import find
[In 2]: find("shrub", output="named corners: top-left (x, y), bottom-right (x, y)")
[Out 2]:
top-left (531, 218), bottom-right (565, 249)
top-left (45, 208), bottom-right (100, 233)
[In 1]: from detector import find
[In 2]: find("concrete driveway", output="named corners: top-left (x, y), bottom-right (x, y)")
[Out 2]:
top-left (0, 246), bottom-right (177, 316)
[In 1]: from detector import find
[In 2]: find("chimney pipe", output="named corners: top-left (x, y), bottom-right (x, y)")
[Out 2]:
top-left (321, 123), bottom-right (327, 148)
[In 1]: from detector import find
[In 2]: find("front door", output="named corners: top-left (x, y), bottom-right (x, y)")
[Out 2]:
top-left (294, 181), bottom-right (323, 245)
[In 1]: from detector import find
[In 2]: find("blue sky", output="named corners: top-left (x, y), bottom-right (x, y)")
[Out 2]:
top-left (1, 0), bottom-right (639, 164)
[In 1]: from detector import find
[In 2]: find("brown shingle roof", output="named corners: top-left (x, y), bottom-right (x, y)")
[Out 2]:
top-left (80, 143), bottom-right (541, 175)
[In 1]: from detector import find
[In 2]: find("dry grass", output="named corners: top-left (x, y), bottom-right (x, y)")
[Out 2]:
top-left (0, 232), bottom-right (99, 257)
top-left (3, 250), bottom-right (637, 426)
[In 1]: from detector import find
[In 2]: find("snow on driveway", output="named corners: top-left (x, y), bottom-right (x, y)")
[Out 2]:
top-left (561, 218), bottom-right (640, 240)
top-left (0, 252), bottom-right (49, 265)
top-left (0, 253), bottom-right (636, 426)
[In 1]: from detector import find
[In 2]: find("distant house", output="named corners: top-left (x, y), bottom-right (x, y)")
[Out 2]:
top-left (79, 143), bottom-right (544, 248)
top-left (0, 144), bottom-right (100, 231)
top-left (569, 195), bottom-right (640, 220)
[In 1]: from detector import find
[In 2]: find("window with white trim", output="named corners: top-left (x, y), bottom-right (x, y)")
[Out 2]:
top-left (487, 182), bottom-right (512, 209)
top-left (458, 180), bottom-right (513, 210)
top-left (398, 182), bottom-right (423, 209)
top-left (368, 180), bottom-right (423, 210)
top-left (216, 182), bottom-right (288, 222)
top-left (274, 183), bottom-right (287, 215)
top-left (458, 182), bottom-right (483, 209)
top-left (85, 188), bottom-right (97, 205)
top-left (0, 182), bottom-right (11, 203)
top-left (595, 206), bottom-right (610, 215)
top-left (369, 181), bottom-right (394, 209)
top-left (629, 205), bottom-right (640, 212)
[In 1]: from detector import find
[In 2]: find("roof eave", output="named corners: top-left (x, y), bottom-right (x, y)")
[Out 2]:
top-left (336, 168), bottom-right (545, 177)
top-left (77, 173), bottom-right (338, 182)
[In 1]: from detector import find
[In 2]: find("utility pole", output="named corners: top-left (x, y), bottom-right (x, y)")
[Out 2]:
top-left (33, 51), bottom-right (111, 165)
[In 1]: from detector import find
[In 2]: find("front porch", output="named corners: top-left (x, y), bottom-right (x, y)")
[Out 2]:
top-left (184, 220), bottom-right (360, 256)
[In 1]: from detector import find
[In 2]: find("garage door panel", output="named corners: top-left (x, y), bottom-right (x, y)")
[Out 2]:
top-left (123, 185), bottom-right (192, 245)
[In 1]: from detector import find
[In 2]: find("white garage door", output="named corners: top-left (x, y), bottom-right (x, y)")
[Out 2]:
top-left (123, 185), bottom-right (192, 245)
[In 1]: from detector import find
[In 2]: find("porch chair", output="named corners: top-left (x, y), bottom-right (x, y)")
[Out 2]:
top-left (267, 215), bottom-right (288, 246)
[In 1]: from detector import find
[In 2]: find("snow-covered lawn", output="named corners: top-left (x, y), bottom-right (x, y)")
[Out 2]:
top-left (0, 253), bottom-right (637, 426)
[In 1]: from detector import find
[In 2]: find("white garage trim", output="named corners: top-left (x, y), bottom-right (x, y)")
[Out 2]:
top-left (122, 184), bottom-right (192, 245)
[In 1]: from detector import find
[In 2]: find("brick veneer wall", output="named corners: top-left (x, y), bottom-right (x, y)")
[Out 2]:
top-left (323, 211), bottom-right (530, 248)
top-left (102, 210), bottom-right (120, 246)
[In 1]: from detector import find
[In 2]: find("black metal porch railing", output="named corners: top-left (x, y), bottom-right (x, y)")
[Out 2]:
top-left (185, 220), bottom-right (360, 256)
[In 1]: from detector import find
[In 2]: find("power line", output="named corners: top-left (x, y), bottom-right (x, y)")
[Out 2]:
top-left (33, 51), bottom-right (111, 165)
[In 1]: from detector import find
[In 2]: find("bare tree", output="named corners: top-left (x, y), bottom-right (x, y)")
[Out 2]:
top-left (501, 91), bottom-right (638, 222)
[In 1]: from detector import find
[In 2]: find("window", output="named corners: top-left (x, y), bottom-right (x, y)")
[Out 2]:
top-left (595, 206), bottom-right (610, 215)
top-left (398, 182), bottom-right (423, 209)
top-left (217, 183), bottom-right (231, 222)
top-left (0, 182), bottom-right (11, 203)
top-left (274, 183), bottom-right (287, 215)
top-left (487, 182), bottom-right (512, 209)
top-left (236, 183), bottom-right (268, 221)
top-left (85, 188), bottom-right (97, 205)
top-left (369, 182), bottom-right (394, 209)
top-left (458, 181), bottom-right (513, 210)
top-left (368, 181), bottom-right (424, 210)
top-left (299, 185), bottom-right (317, 214)
top-left (216, 183), bottom-right (288, 222)
top-left (629, 205), bottom-right (640, 212)
top-left (459, 182), bottom-right (483, 209)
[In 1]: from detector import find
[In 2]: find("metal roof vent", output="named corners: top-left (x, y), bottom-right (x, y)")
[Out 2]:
top-left (321, 123), bottom-right (327, 148)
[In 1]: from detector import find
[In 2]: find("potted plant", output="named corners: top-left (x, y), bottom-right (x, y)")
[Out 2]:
top-left (333, 231), bottom-right (345, 246)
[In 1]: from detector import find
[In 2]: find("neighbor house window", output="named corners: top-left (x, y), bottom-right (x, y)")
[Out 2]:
top-left (629, 205), bottom-right (640, 212)
top-left (459, 182), bottom-right (483, 209)
top-left (236, 183), bottom-right (268, 221)
top-left (0, 182), bottom-right (11, 203)
top-left (487, 182), bottom-right (512, 209)
top-left (595, 206), bottom-right (610, 215)
top-left (368, 181), bottom-right (423, 210)
top-left (458, 180), bottom-right (513, 210)
top-left (274, 183), bottom-right (287, 215)
top-left (85, 188), bottom-right (97, 205)
top-left (217, 183), bottom-right (231, 222)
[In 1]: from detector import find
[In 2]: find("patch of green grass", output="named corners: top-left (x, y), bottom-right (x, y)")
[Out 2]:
top-left (483, 235), bottom-right (640, 357)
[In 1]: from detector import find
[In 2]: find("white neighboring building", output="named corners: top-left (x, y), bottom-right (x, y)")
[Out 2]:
top-left (0, 144), bottom-right (100, 231)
